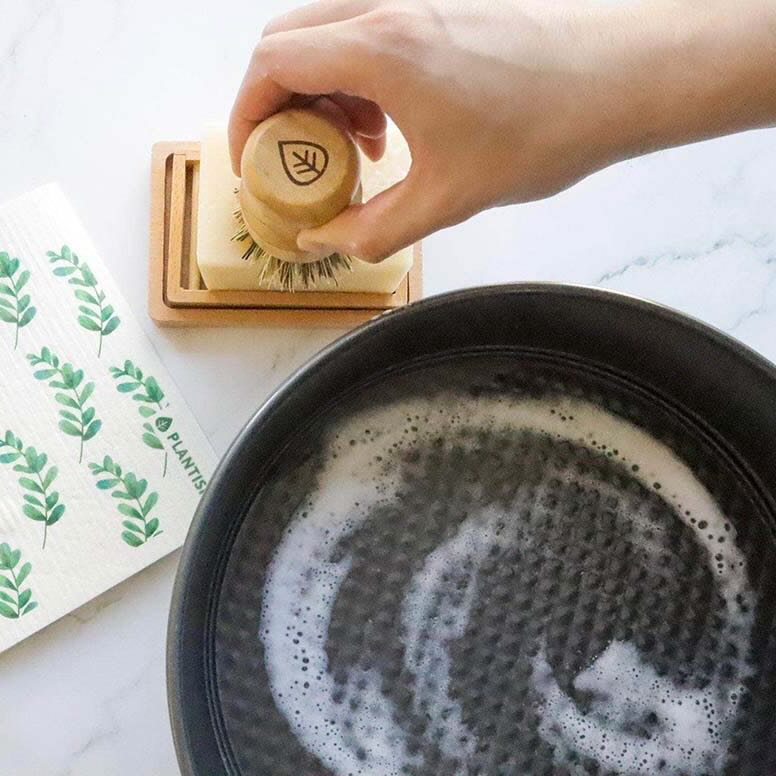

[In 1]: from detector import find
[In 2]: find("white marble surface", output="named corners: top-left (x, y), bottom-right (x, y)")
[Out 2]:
top-left (0, 1), bottom-right (774, 773)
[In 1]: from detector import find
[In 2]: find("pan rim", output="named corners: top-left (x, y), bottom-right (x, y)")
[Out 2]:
top-left (167, 282), bottom-right (776, 776)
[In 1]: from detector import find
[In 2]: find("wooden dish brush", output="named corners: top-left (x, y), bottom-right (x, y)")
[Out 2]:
top-left (232, 108), bottom-right (362, 292)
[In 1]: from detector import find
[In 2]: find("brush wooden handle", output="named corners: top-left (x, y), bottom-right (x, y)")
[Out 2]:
top-left (239, 108), bottom-right (361, 263)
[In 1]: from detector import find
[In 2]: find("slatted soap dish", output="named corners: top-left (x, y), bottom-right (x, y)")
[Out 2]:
top-left (149, 141), bottom-right (423, 328)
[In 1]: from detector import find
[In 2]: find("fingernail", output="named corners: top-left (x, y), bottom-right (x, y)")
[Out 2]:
top-left (297, 232), bottom-right (337, 258)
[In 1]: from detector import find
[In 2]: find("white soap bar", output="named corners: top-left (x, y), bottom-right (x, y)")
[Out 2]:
top-left (197, 125), bottom-right (414, 292)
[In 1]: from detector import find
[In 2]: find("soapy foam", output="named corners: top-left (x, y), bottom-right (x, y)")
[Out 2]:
top-left (533, 640), bottom-right (742, 774)
top-left (401, 507), bottom-right (514, 765)
top-left (259, 394), bottom-right (755, 775)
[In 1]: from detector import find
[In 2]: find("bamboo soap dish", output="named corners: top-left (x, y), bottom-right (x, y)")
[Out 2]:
top-left (149, 142), bottom-right (423, 327)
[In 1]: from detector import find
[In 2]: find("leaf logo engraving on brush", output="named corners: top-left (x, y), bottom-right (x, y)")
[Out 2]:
top-left (0, 252), bottom-right (37, 350)
top-left (278, 140), bottom-right (329, 185)
top-left (0, 544), bottom-right (37, 619)
top-left (27, 347), bottom-right (102, 463)
top-left (0, 431), bottom-right (65, 549)
top-left (47, 245), bottom-right (120, 358)
top-left (89, 456), bottom-right (163, 547)
top-left (109, 360), bottom-right (169, 477)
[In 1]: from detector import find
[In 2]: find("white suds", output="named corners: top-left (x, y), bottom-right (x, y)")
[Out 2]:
top-left (259, 395), bottom-right (755, 775)
top-left (533, 640), bottom-right (742, 775)
top-left (401, 507), bottom-right (514, 764)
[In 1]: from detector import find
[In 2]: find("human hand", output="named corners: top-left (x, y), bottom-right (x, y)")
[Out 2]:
top-left (230, 0), bottom-right (776, 262)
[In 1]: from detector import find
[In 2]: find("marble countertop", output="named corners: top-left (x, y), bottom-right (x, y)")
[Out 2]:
top-left (1, 1), bottom-right (774, 774)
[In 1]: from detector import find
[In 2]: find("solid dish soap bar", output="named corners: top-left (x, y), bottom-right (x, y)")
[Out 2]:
top-left (197, 125), bottom-right (414, 293)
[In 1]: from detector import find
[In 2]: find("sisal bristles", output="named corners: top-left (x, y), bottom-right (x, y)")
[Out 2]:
top-left (231, 199), bottom-right (353, 292)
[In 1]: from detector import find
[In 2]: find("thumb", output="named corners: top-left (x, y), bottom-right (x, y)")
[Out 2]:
top-left (297, 171), bottom-right (434, 263)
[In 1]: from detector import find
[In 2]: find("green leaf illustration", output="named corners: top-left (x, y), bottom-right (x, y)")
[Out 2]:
top-left (0, 252), bottom-right (37, 350)
top-left (47, 245), bottom-right (120, 357)
top-left (0, 544), bottom-right (37, 617)
top-left (0, 431), bottom-right (66, 549)
top-left (155, 416), bottom-right (172, 432)
top-left (27, 347), bottom-right (102, 463)
top-left (142, 429), bottom-right (164, 450)
top-left (109, 360), bottom-right (170, 477)
top-left (88, 456), bottom-right (163, 547)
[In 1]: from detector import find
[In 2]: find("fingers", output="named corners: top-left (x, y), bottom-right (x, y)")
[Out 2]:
top-left (329, 93), bottom-right (386, 138)
top-left (296, 169), bottom-right (438, 263)
top-left (353, 133), bottom-right (387, 162)
top-left (262, 0), bottom-right (378, 37)
top-left (229, 71), bottom-right (293, 175)
top-left (257, 23), bottom-right (381, 100)
top-left (328, 92), bottom-right (386, 161)
top-left (229, 21), bottom-right (382, 173)
top-left (311, 94), bottom-right (387, 162)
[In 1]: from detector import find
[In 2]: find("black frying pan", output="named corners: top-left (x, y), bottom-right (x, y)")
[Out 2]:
top-left (168, 284), bottom-right (776, 776)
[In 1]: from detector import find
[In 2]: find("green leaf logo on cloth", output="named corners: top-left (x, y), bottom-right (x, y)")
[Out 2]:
top-left (89, 456), bottom-right (163, 547)
top-left (109, 359), bottom-right (170, 476)
top-left (0, 431), bottom-right (66, 549)
top-left (27, 347), bottom-right (103, 462)
top-left (0, 252), bottom-right (37, 350)
top-left (0, 544), bottom-right (37, 619)
top-left (47, 245), bottom-right (120, 357)
top-left (155, 416), bottom-right (172, 433)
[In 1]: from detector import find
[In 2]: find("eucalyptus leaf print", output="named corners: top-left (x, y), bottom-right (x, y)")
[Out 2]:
top-left (47, 245), bottom-right (120, 357)
top-left (89, 456), bottom-right (163, 547)
top-left (0, 431), bottom-right (65, 549)
top-left (109, 359), bottom-right (170, 476)
top-left (27, 347), bottom-right (102, 462)
top-left (0, 252), bottom-right (36, 350)
top-left (0, 544), bottom-right (37, 618)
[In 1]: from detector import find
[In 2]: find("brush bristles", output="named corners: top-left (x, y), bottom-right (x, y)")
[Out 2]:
top-left (231, 198), bottom-right (353, 292)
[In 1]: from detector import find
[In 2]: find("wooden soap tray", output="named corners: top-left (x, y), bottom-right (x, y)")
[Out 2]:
top-left (149, 142), bottom-right (423, 327)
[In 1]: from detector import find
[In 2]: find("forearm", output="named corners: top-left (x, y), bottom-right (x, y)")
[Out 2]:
top-left (588, 0), bottom-right (776, 163)
top-left (232, 0), bottom-right (776, 260)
